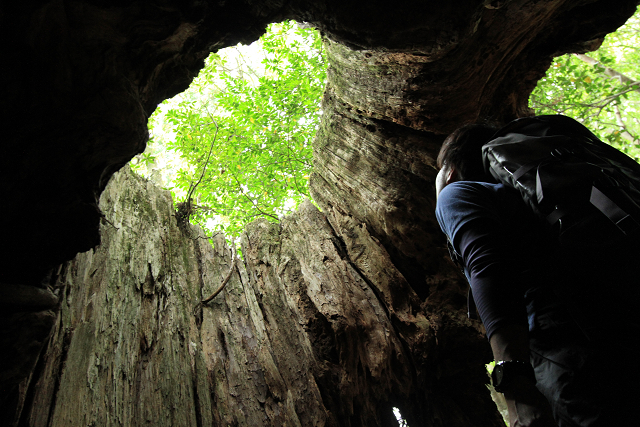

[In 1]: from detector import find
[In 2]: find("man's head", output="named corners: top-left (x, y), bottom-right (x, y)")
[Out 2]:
top-left (435, 123), bottom-right (499, 197)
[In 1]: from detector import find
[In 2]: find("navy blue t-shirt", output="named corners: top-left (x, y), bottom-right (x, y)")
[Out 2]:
top-left (436, 181), bottom-right (543, 339)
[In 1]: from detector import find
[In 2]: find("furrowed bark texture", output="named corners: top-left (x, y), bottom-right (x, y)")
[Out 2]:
top-left (23, 168), bottom-right (496, 427)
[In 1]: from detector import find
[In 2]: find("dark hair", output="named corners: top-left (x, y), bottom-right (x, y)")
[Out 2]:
top-left (437, 123), bottom-right (500, 181)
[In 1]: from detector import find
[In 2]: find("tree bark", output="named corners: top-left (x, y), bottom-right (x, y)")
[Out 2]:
top-left (22, 167), bottom-right (498, 427)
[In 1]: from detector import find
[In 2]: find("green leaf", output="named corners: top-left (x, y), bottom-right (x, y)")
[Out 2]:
top-left (530, 6), bottom-right (640, 161)
top-left (142, 20), bottom-right (327, 241)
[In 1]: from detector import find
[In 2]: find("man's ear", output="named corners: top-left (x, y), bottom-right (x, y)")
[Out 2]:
top-left (445, 166), bottom-right (458, 184)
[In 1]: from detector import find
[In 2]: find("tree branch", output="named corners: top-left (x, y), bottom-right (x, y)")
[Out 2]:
top-left (574, 53), bottom-right (640, 91)
top-left (186, 116), bottom-right (219, 205)
top-left (201, 247), bottom-right (237, 305)
top-left (100, 214), bottom-right (119, 230)
top-left (189, 231), bottom-right (224, 241)
top-left (614, 104), bottom-right (638, 144)
top-left (228, 168), bottom-right (280, 221)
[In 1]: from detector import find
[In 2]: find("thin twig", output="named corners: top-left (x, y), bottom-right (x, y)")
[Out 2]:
top-left (186, 117), bottom-right (219, 205)
top-left (614, 104), bottom-right (638, 144)
top-left (228, 168), bottom-right (279, 220)
top-left (191, 204), bottom-right (219, 214)
top-left (189, 231), bottom-right (224, 241)
top-left (202, 247), bottom-right (237, 305)
top-left (574, 54), bottom-right (640, 90)
top-left (101, 214), bottom-right (119, 230)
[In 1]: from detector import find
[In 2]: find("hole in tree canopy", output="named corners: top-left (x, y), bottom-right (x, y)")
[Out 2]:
top-left (131, 20), bottom-right (328, 241)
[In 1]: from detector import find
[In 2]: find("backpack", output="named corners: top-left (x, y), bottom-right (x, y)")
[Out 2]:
top-left (482, 114), bottom-right (640, 249)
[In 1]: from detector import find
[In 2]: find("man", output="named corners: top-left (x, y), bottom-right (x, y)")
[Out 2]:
top-left (434, 121), bottom-right (639, 427)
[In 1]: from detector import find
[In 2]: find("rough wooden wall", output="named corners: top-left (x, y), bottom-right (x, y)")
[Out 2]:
top-left (22, 167), bottom-right (497, 427)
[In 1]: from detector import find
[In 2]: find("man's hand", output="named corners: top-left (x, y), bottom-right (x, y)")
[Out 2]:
top-left (489, 324), bottom-right (558, 427)
top-left (503, 376), bottom-right (558, 427)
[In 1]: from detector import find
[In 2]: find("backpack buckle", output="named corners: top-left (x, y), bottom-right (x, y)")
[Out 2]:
top-left (616, 215), bottom-right (640, 236)
top-left (551, 146), bottom-right (572, 159)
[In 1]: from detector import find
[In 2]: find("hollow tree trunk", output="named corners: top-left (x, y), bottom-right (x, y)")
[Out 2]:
top-left (3, 1), bottom-right (640, 426)
top-left (22, 166), bottom-right (496, 427)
